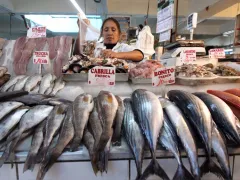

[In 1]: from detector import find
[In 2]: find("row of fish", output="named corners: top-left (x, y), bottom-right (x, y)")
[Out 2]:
top-left (0, 66), bottom-right (10, 87)
top-left (0, 73), bottom-right (65, 96)
top-left (0, 88), bottom-right (240, 180)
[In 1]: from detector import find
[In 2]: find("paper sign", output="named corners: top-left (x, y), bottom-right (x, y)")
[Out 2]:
top-left (159, 30), bottom-right (171, 42)
top-left (88, 66), bottom-right (116, 86)
top-left (27, 26), bottom-right (46, 38)
top-left (152, 66), bottom-right (175, 87)
top-left (157, 17), bottom-right (174, 33)
top-left (33, 51), bottom-right (49, 64)
top-left (209, 48), bottom-right (226, 59)
top-left (157, 4), bottom-right (174, 22)
top-left (180, 50), bottom-right (196, 63)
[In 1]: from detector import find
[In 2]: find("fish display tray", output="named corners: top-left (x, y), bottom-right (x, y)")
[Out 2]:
top-left (176, 75), bottom-right (218, 86)
top-left (63, 73), bottom-right (129, 82)
top-left (214, 76), bottom-right (240, 84)
top-left (130, 78), bottom-right (152, 84)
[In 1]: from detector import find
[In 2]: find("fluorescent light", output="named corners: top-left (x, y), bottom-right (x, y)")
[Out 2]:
top-left (69, 0), bottom-right (86, 19)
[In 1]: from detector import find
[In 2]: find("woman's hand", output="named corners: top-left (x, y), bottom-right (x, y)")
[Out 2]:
top-left (101, 50), bottom-right (119, 59)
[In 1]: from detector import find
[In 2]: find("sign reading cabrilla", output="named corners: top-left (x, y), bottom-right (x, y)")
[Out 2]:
top-left (88, 66), bottom-right (116, 86)
top-left (33, 51), bottom-right (49, 64)
top-left (152, 66), bottom-right (175, 87)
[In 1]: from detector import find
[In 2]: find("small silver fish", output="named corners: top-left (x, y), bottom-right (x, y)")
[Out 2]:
top-left (24, 75), bottom-right (42, 92)
top-left (0, 75), bottom-right (26, 92)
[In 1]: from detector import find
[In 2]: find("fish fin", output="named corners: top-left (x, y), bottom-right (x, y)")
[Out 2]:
top-left (173, 164), bottom-right (194, 180)
top-left (23, 152), bottom-right (36, 173)
top-left (97, 149), bottom-right (109, 173)
top-left (139, 159), bottom-right (169, 180)
top-left (200, 159), bottom-right (226, 179)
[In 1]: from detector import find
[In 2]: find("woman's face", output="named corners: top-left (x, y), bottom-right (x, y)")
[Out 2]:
top-left (102, 20), bottom-right (120, 44)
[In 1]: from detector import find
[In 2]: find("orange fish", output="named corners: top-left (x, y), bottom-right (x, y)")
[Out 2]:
top-left (225, 89), bottom-right (240, 98)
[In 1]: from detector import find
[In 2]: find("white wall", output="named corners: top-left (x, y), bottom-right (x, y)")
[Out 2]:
top-left (0, 0), bottom-right (14, 11)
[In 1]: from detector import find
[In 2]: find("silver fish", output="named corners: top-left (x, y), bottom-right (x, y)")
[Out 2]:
top-left (50, 78), bottom-right (65, 96)
top-left (44, 83), bottom-right (54, 95)
top-left (37, 105), bottom-right (74, 180)
top-left (159, 98), bottom-right (200, 180)
top-left (0, 101), bottom-right (23, 120)
top-left (13, 76), bottom-right (30, 91)
top-left (23, 121), bottom-right (45, 172)
top-left (131, 89), bottom-right (168, 180)
top-left (0, 75), bottom-right (26, 92)
top-left (31, 85), bottom-right (40, 94)
top-left (0, 107), bottom-right (29, 141)
top-left (7, 85), bottom-right (15, 92)
top-left (123, 98), bottom-right (145, 179)
top-left (112, 95), bottom-right (125, 145)
top-left (71, 93), bottom-right (94, 151)
top-left (39, 74), bottom-right (56, 94)
top-left (24, 75), bottom-right (42, 92)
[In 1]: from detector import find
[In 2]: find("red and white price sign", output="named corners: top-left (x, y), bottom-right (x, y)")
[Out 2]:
top-left (209, 48), bottom-right (226, 59)
top-left (152, 66), bottom-right (175, 87)
top-left (33, 51), bottom-right (49, 64)
top-left (180, 50), bottom-right (196, 63)
top-left (88, 66), bottom-right (116, 86)
top-left (27, 26), bottom-right (46, 38)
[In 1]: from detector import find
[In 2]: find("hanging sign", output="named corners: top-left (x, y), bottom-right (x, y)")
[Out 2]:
top-left (88, 66), bottom-right (116, 86)
top-left (33, 51), bottom-right (49, 64)
top-left (209, 48), bottom-right (226, 59)
top-left (152, 66), bottom-right (175, 87)
top-left (180, 50), bottom-right (196, 63)
top-left (27, 26), bottom-right (46, 38)
top-left (159, 30), bottom-right (171, 42)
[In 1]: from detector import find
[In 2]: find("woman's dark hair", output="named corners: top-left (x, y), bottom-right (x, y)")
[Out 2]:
top-left (100, 17), bottom-right (121, 38)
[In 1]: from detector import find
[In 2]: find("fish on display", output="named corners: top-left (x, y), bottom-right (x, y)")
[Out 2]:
top-left (112, 95), bottom-right (125, 145)
top-left (131, 89), bottom-right (169, 180)
top-left (194, 92), bottom-right (240, 144)
top-left (71, 93), bottom-right (94, 151)
top-left (31, 85), bottom-right (40, 94)
top-left (159, 111), bottom-right (194, 180)
top-left (13, 76), bottom-right (30, 91)
top-left (159, 98), bottom-right (200, 180)
top-left (44, 83), bottom-right (54, 95)
top-left (0, 74), bottom-right (11, 87)
top-left (50, 78), bottom-right (65, 96)
top-left (24, 121), bottom-right (46, 172)
top-left (225, 89), bottom-right (240, 97)
top-left (0, 107), bottom-right (29, 141)
top-left (39, 73), bottom-right (56, 94)
top-left (0, 75), bottom-right (26, 92)
top-left (0, 66), bottom-right (7, 78)
top-left (0, 101), bottom-right (23, 120)
top-left (24, 75), bottom-right (42, 92)
top-left (37, 105), bottom-right (74, 180)
top-left (123, 98), bottom-right (145, 179)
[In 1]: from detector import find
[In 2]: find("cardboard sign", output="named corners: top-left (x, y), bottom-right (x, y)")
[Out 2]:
top-left (209, 48), bottom-right (226, 59)
top-left (180, 50), bottom-right (196, 63)
top-left (27, 26), bottom-right (46, 38)
top-left (33, 51), bottom-right (49, 64)
top-left (152, 66), bottom-right (175, 87)
top-left (88, 66), bottom-right (116, 86)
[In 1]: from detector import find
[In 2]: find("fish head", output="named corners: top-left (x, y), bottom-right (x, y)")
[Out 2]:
top-left (77, 93), bottom-right (94, 110)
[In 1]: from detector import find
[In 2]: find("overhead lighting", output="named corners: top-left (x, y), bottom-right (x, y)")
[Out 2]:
top-left (69, 0), bottom-right (86, 19)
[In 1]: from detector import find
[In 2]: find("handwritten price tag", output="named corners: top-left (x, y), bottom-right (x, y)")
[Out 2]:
top-left (33, 51), bottom-right (49, 64)
top-left (180, 50), bottom-right (196, 64)
top-left (209, 48), bottom-right (225, 59)
top-left (152, 66), bottom-right (175, 87)
top-left (88, 66), bottom-right (116, 86)
top-left (27, 26), bottom-right (46, 38)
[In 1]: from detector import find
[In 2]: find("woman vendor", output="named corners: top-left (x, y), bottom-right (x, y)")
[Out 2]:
top-left (74, 17), bottom-right (144, 62)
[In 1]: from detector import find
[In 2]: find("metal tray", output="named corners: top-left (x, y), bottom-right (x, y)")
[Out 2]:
top-left (176, 75), bottom-right (218, 86)
top-left (63, 73), bottom-right (129, 82)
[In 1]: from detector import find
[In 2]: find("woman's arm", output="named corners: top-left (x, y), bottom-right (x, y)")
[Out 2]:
top-left (102, 50), bottom-right (143, 62)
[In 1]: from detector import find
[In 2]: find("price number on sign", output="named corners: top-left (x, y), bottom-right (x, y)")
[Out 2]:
top-left (33, 51), bottom-right (49, 64)
top-left (209, 48), bottom-right (225, 59)
top-left (180, 50), bottom-right (196, 64)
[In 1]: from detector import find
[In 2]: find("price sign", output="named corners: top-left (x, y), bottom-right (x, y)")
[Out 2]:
top-left (88, 66), bottom-right (116, 86)
top-left (27, 26), bottom-right (46, 38)
top-left (33, 51), bottom-right (49, 64)
top-left (180, 50), bottom-right (196, 64)
top-left (152, 66), bottom-right (175, 87)
top-left (209, 48), bottom-right (226, 59)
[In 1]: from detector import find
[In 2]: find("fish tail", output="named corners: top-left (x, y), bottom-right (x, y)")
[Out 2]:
top-left (139, 158), bottom-right (169, 180)
top-left (23, 153), bottom-right (36, 173)
top-left (97, 149), bottom-right (109, 173)
top-left (173, 164), bottom-right (194, 180)
top-left (70, 136), bottom-right (81, 152)
top-left (200, 158), bottom-right (226, 179)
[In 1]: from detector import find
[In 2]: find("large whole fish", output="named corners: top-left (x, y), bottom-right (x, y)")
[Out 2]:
top-left (0, 107), bottom-right (29, 141)
top-left (131, 89), bottom-right (169, 180)
top-left (123, 98), bottom-right (145, 179)
top-left (0, 101), bottom-right (23, 120)
top-left (0, 75), bottom-right (26, 92)
top-left (13, 76), bottom-right (30, 91)
top-left (71, 93), bottom-right (94, 151)
top-left (39, 73), bottom-right (56, 94)
top-left (112, 95), bottom-right (125, 145)
top-left (159, 111), bottom-right (194, 180)
top-left (159, 98), bottom-right (200, 180)
top-left (23, 121), bottom-right (45, 172)
top-left (24, 74), bottom-right (42, 92)
top-left (225, 89), bottom-right (240, 97)
top-left (50, 78), bottom-right (65, 96)
top-left (0, 74), bottom-right (10, 87)
top-left (44, 83), bottom-right (54, 95)
top-left (37, 105), bottom-right (74, 180)
top-left (194, 92), bottom-right (240, 144)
